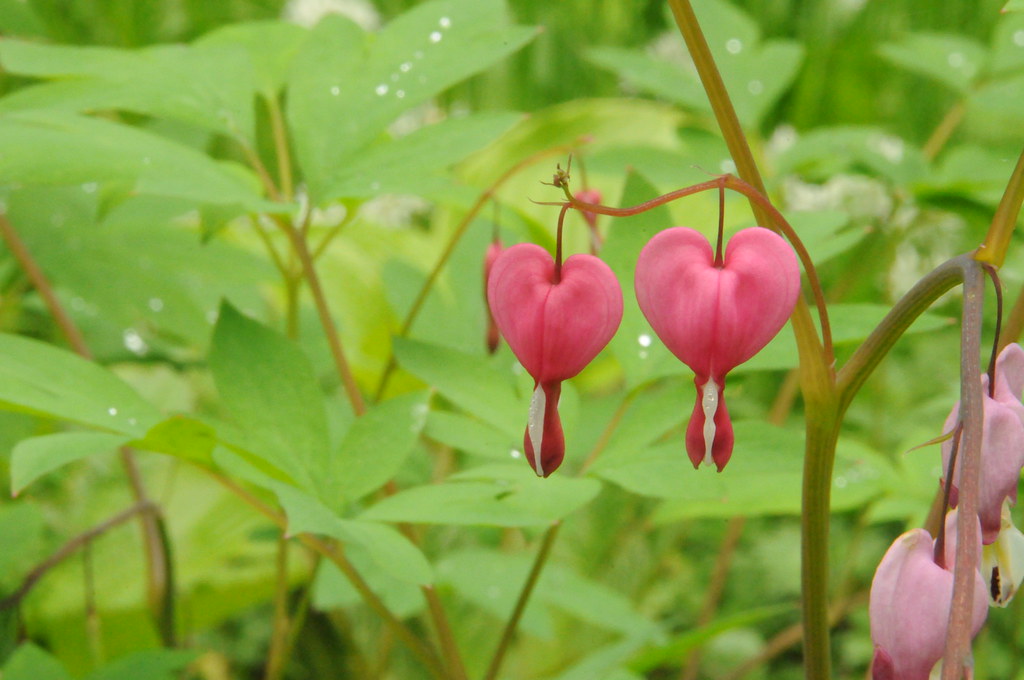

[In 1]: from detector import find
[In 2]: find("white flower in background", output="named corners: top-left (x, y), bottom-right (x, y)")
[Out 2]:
top-left (359, 195), bottom-right (431, 229)
top-left (982, 501), bottom-right (1024, 607)
top-left (283, 0), bottom-right (380, 31)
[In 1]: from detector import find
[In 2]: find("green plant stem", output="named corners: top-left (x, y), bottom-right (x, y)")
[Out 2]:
top-left (211, 473), bottom-right (447, 679)
top-left (423, 585), bottom-right (468, 680)
top-left (0, 212), bottom-right (175, 646)
top-left (273, 215), bottom-right (366, 416)
top-left (483, 522), bottom-right (561, 680)
top-left (0, 501), bottom-right (156, 612)
top-left (373, 142), bottom-right (580, 401)
top-left (941, 262), bottom-right (986, 680)
top-left (922, 100), bottom-right (966, 161)
top-left (977, 144), bottom-right (1024, 268)
top-left (264, 535), bottom-right (292, 680)
top-left (266, 95), bottom-right (294, 202)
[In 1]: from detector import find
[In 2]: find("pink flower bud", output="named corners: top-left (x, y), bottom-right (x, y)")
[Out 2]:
top-left (941, 343), bottom-right (1024, 543)
top-left (483, 241), bottom-right (504, 354)
top-left (634, 227), bottom-right (800, 470)
top-left (869, 518), bottom-right (988, 680)
top-left (574, 188), bottom-right (603, 237)
top-left (487, 243), bottom-right (623, 476)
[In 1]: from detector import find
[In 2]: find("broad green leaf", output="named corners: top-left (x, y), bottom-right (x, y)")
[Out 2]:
top-left (424, 410), bottom-right (517, 460)
top-left (605, 171), bottom-right (680, 387)
top-left (0, 0), bottom-right (45, 37)
top-left (312, 553), bottom-right (424, 618)
top-left (324, 112), bottom-right (522, 200)
top-left (197, 20), bottom-right (308, 100)
top-left (878, 33), bottom-right (986, 94)
top-left (130, 416), bottom-right (217, 467)
top-left (0, 334), bottom-right (161, 437)
top-left (84, 650), bottom-right (197, 680)
top-left (548, 638), bottom-right (650, 680)
top-left (11, 432), bottom-right (129, 495)
top-left (1, 644), bottom-right (71, 680)
top-left (0, 41), bottom-right (257, 141)
top-left (0, 111), bottom-right (276, 210)
top-left (274, 484), bottom-right (433, 585)
top-left (589, 421), bottom-right (893, 519)
top-left (774, 126), bottom-right (927, 185)
top-left (209, 303), bottom-right (331, 498)
top-left (598, 381), bottom-right (691, 462)
top-left (0, 504), bottom-right (47, 591)
top-left (286, 0), bottom-right (536, 201)
top-left (990, 12), bottom-right (1024, 75)
top-left (392, 337), bottom-right (522, 437)
top-left (1005, 0), bottom-right (1024, 10)
top-left (786, 210), bottom-right (862, 264)
top-left (333, 391), bottom-right (429, 501)
top-left (361, 463), bottom-right (601, 526)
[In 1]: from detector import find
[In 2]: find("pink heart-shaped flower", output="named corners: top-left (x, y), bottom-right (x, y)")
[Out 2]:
top-left (634, 226), bottom-right (800, 470)
top-left (488, 243), bottom-right (623, 476)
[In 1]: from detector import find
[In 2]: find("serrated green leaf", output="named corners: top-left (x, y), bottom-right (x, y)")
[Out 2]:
top-left (0, 111), bottom-right (276, 210)
top-left (286, 0), bottom-right (536, 202)
top-left (196, 20), bottom-right (308, 100)
top-left (1, 644), bottom-right (71, 680)
top-left (324, 112), bottom-right (522, 200)
top-left (0, 41), bottom-right (257, 141)
top-left (84, 650), bottom-right (197, 680)
top-left (209, 303), bottom-right (331, 497)
top-left (11, 432), bottom-right (129, 495)
top-left (0, 334), bottom-right (161, 436)
top-left (274, 484), bottom-right (433, 585)
top-left (392, 337), bottom-right (522, 437)
top-left (130, 416), bottom-right (217, 467)
top-left (878, 33), bottom-right (986, 94)
top-left (333, 391), bottom-right (429, 501)
top-left (361, 463), bottom-right (600, 526)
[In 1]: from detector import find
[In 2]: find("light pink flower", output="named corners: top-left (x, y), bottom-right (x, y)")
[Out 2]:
top-left (869, 516), bottom-right (988, 680)
top-left (634, 227), bottom-right (800, 470)
top-left (941, 343), bottom-right (1024, 543)
top-left (487, 243), bottom-right (623, 476)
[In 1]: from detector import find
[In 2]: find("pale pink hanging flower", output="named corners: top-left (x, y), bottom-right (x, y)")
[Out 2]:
top-left (487, 243), bottom-right (623, 476)
top-left (634, 227), bottom-right (800, 470)
top-left (869, 513), bottom-right (988, 680)
top-left (574, 188), bottom-right (603, 251)
top-left (483, 240), bottom-right (504, 354)
top-left (941, 343), bottom-right (1024, 543)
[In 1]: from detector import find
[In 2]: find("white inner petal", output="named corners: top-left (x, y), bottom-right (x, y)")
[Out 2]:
top-left (701, 378), bottom-right (720, 467)
top-left (527, 385), bottom-right (546, 476)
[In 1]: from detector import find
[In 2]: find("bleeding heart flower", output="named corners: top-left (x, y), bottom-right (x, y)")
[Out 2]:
top-left (483, 240), bottom-right (504, 354)
top-left (869, 514), bottom-right (988, 680)
top-left (941, 343), bottom-right (1024, 543)
top-left (634, 226), bottom-right (800, 470)
top-left (487, 243), bottom-right (623, 476)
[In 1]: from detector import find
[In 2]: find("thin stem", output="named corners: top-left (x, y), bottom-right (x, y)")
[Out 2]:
top-left (484, 522), bottom-right (561, 680)
top-left (976, 144), bottom-right (1024, 268)
top-left (0, 502), bottom-right (156, 611)
top-left (423, 585), bottom-right (468, 680)
top-left (0, 212), bottom-right (175, 645)
top-left (266, 95), bottom-right (294, 202)
top-left (714, 183), bottom-right (725, 268)
top-left (983, 264), bottom-right (1003, 396)
top-left (263, 535), bottom-right (292, 680)
top-left (935, 423), bottom-right (963, 569)
top-left (922, 100), bottom-right (967, 161)
top-left (373, 142), bottom-right (580, 400)
top-left (210, 473), bottom-right (446, 678)
top-left (553, 204), bottom-right (570, 283)
top-left (941, 261), bottom-right (986, 680)
top-left (272, 215), bottom-right (366, 416)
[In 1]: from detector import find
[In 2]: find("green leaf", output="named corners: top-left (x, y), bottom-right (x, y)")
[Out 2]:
top-left (333, 391), bottom-right (429, 501)
top-left (878, 33), bottom-right (986, 94)
top-left (590, 422), bottom-right (892, 519)
top-left (130, 416), bottom-right (218, 467)
top-left (11, 432), bottom-right (129, 495)
top-left (286, 0), bottom-right (536, 202)
top-left (84, 650), bottom-right (197, 680)
top-left (423, 410), bottom-right (517, 460)
top-left (775, 126), bottom-right (927, 185)
top-left (209, 303), bottom-right (331, 498)
top-left (324, 112), bottom-right (522, 200)
top-left (1004, 0), bottom-right (1024, 10)
top-left (312, 552), bottom-right (424, 618)
top-left (361, 463), bottom-right (601, 526)
top-left (1, 644), bottom-right (72, 680)
top-left (0, 504), bottom-right (47, 591)
top-left (274, 484), bottom-right (433, 585)
top-left (393, 337), bottom-right (522, 437)
top-left (0, 41), bottom-right (258, 141)
top-left (604, 171), bottom-right (681, 387)
top-left (0, 334), bottom-right (161, 437)
top-left (0, 0), bottom-right (46, 37)
top-left (197, 20), bottom-right (308, 100)
top-left (0, 111), bottom-right (275, 210)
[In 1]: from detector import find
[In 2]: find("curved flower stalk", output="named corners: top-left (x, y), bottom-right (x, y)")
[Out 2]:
top-left (487, 243), bottom-right (623, 476)
top-left (483, 239), bottom-right (504, 353)
top-left (942, 343), bottom-right (1024, 543)
top-left (634, 226), bottom-right (800, 470)
top-left (869, 514), bottom-right (988, 680)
